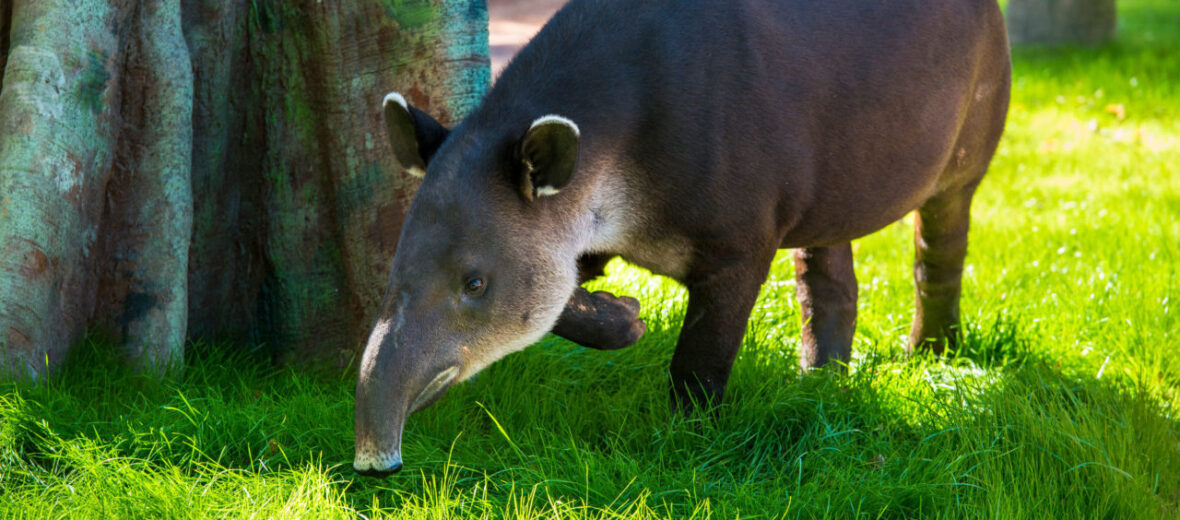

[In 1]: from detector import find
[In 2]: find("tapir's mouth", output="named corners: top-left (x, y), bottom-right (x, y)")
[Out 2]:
top-left (410, 365), bottom-right (460, 413)
top-left (354, 449), bottom-right (403, 476)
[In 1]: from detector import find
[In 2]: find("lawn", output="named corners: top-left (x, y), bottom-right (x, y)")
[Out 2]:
top-left (3, 1), bottom-right (1178, 518)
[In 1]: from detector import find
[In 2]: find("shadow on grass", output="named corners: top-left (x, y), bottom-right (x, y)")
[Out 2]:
top-left (944, 311), bottom-right (1035, 369)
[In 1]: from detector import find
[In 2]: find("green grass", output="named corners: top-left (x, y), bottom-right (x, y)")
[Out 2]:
top-left (4, 1), bottom-right (1179, 517)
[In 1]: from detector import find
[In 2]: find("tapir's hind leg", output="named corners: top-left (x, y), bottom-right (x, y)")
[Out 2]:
top-left (794, 244), bottom-right (858, 371)
top-left (911, 29), bottom-right (1009, 354)
top-left (909, 183), bottom-right (979, 355)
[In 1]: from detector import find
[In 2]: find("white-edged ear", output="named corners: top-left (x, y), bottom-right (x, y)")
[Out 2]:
top-left (529, 115), bottom-right (580, 137)
top-left (382, 91), bottom-right (450, 177)
top-left (519, 114), bottom-right (580, 200)
top-left (383, 92), bottom-right (409, 112)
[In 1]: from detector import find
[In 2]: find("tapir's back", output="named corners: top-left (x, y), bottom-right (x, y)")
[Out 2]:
top-left (483, 0), bottom-right (1010, 249)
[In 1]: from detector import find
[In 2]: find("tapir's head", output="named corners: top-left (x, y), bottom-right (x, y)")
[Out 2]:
top-left (354, 93), bottom-right (587, 476)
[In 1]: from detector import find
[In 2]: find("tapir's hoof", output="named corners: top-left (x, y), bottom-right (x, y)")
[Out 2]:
top-left (599, 291), bottom-right (642, 316)
top-left (552, 288), bottom-right (646, 350)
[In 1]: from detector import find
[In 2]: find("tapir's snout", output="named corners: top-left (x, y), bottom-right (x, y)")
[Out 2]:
top-left (353, 358), bottom-right (410, 478)
top-left (353, 301), bottom-right (463, 477)
top-left (354, 365), bottom-right (460, 477)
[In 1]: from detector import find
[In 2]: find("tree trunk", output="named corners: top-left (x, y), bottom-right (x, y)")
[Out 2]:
top-left (0, 0), bottom-right (490, 380)
top-left (1007, 0), bottom-right (1117, 46)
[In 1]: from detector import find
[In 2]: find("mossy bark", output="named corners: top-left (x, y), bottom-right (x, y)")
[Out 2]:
top-left (0, 0), bottom-right (490, 380)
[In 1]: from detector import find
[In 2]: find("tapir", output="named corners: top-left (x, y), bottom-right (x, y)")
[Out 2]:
top-left (354, 0), bottom-right (1011, 476)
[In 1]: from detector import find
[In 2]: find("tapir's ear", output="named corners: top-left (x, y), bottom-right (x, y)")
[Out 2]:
top-left (518, 115), bottom-right (580, 200)
top-left (384, 92), bottom-right (450, 178)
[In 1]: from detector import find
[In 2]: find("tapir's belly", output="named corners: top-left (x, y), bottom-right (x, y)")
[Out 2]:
top-left (779, 160), bottom-right (950, 249)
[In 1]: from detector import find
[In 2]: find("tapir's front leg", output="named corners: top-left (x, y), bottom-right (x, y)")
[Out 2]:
top-left (669, 252), bottom-right (775, 412)
top-left (552, 288), bottom-right (646, 351)
top-left (575, 254), bottom-right (613, 284)
top-left (550, 254), bottom-right (646, 351)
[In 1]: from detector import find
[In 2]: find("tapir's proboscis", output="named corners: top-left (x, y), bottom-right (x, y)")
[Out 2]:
top-left (354, 0), bottom-right (1010, 476)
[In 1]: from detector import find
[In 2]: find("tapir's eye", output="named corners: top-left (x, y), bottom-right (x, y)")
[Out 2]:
top-left (463, 276), bottom-right (487, 297)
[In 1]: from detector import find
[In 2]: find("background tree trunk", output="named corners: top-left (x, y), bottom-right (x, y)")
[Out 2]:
top-left (1007, 0), bottom-right (1118, 46)
top-left (0, 0), bottom-right (490, 380)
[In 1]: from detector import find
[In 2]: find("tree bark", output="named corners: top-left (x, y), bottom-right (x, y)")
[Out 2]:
top-left (0, 0), bottom-right (490, 380)
top-left (1007, 0), bottom-right (1117, 46)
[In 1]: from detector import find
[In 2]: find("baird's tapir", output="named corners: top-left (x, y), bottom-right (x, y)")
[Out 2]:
top-left (354, 0), bottom-right (1011, 476)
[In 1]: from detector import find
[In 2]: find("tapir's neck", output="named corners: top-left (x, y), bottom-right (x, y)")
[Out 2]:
top-left (573, 156), bottom-right (635, 257)
top-left (558, 143), bottom-right (694, 281)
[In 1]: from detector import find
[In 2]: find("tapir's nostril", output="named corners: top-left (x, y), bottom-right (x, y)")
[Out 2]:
top-left (354, 460), bottom-right (403, 478)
